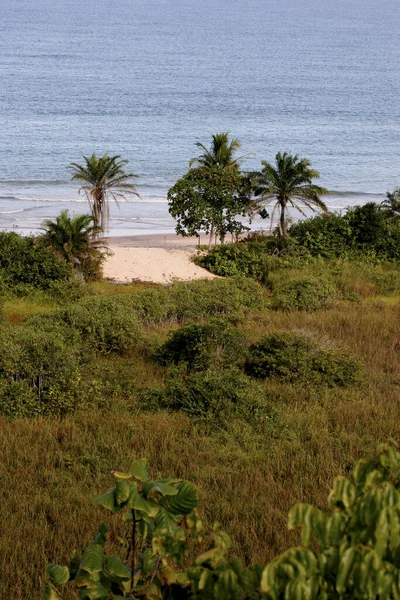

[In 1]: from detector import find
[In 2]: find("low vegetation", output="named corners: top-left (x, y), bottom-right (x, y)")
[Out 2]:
top-left (1, 198), bottom-right (400, 597)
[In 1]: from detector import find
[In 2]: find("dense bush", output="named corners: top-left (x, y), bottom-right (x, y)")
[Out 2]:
top-left (198, 204), bottom-right (400, 284)
top-left (245, 332), bottom-right (361, 387)
top-left (125, 277), bottom-right (266, 324)
top-left (140, 368), bottom-right (267, 425)
top-left (155, 319), bottom-right (246, 371)
top-left (195, 238), bottom-right (277, 278)
top-left (272, 277), bottom-right (338, 311)
top-left (26, 296), bottom-right (141, 356)
top-left (0, 232), bottom-right (72, 289)
top-left (290, 202), bottom-right (400, 260)
top-left (0, 326), bottom-right (81, 417)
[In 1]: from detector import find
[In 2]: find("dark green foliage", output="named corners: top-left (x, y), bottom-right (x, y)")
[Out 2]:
top-left (245, 332), bottom-right (361, 387)
top-left (196, 238), bottom-right (278, 278)
top-left (39, 210), bottom-right (107, 280)
top-left (168, 167), bottom-right (251, 243)
top-left (290, 202), bottom-right (400, 260)
top-left (155, 320), bottom-right (246, 372)
top-left (272, 277), bottom-right (338, 311)
top-left (141, 369), bottom-right (267, 425)
top-left (0, 326), bottom-right (81, 417)
top-left (0, 232), bottom-right (72, 289)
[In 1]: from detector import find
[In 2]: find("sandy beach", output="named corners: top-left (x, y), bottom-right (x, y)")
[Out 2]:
top-left (103, 234), bottom-right (217, 284)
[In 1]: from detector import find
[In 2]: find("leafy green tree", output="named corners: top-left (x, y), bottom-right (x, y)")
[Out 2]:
top-left (189, 132), bottom-right (244, 171)
top-left (39, 210), bottom-right (107, 277)
top-left (69, 153), bottom-right (139, 232)
top-left (168, 167), bottom-right (251, 247)
top-left (251, 152), bottom-right (328, 238)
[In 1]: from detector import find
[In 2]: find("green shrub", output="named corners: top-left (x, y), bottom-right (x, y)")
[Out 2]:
top-left (0, 232), bottom-right (72, 289)
top-left (140, 368), bottom-right (267, 425)
top-left (127, 278), bottom-right (266, 324)
top-left (272, 277), bottom-right (338, 311)
top-left (290, 203), bottom-right (400, 261)
top-left (155, 319), bottom-right (246, 371)
top-left (0, 326), bottom-right (81, 417)
top-left (45, 278), bottom-right (94, 302)
top-left (245, 332), bottom-right (361, 387)
top-left (170, 277), bottom-right (266, 320)
top-left (26, 296), bottom-right (141, 356)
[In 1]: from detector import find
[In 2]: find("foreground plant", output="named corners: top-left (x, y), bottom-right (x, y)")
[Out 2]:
top-left (44, 458), bottom-right (198, 599)
top-left (45, 443), bottom-right (400, 599)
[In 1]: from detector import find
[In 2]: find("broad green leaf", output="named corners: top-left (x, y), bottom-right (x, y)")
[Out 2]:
top-left (111, 471), bottom-right (132, 480)
top-left (195, 548), bottom-right (220, 566)
top-left (115, 480), bottom-right (131, 505)
top-left (143, 480), bottom-right (179, 498)
top-left (199, 569), bottom-right (210, 590)
top-left (44, 582), bottom-right (62, 600)
top-left (46, 565), bottom-right (70, 586)
top-left (80, 544), bottom-right (104, 574)
top-left (80, 580), bottom-right (109, 600)
top-left (93, 524), bottom-right (109, 546)
top-left (130, 458), bottom-right (149, 482)
top-left (126, 483), bottom-right (154, 515)
top-left (141, 548), bottom-right (158, 575)
top-left (154, 507), bottom-right (178, 535)
top-left (336, 547), bottom-right (356, 594)
top-left (105, 554), bottom-right (131, 581)
top-left (93, 489), bottom-right (119, 513)
top-left (160, 481), bottom-right (198, 516)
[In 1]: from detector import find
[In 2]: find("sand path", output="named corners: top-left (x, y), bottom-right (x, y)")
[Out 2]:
top-left (103, 247), bottom-right (218, 284)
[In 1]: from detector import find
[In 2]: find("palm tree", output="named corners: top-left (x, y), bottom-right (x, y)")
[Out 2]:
top-left (69, 153), bottom-right (139, 232)
top-left (189, 132), bottom-right (244, 171)
top-left (380, 188), bottom-right (400, 216)
top-left (250, 152), bottom-right (329, 237)
top-left (40, 210), bottom-right (107, 273)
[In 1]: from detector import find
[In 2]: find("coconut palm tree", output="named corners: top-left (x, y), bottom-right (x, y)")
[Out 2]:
top-left (380, 188), bottom-right (400, 216)
top-left (69, 153), bottom-right (139, 232)
top-left (189, 132), bottom-right (244, 171)
top-left (40, 210), bottom-right (107, 275)
top-left (250, 152), bottom-right (329, 237)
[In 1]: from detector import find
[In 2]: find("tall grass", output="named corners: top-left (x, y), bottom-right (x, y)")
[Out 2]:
top-left (1, 270), bottom-right (400, 597)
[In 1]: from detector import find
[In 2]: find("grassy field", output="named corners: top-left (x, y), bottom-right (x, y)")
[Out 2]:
top-left (1, 262), bottom-right (400, 598)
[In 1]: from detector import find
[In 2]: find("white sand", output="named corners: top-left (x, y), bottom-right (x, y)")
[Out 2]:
top-left (103, 247), bottom-right (218, 284)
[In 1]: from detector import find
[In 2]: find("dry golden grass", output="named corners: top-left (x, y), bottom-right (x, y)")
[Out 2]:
top-left (1, 273), bottom-right (400, 597)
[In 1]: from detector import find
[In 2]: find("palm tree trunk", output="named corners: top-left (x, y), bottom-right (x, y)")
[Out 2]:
top-left (280, 203), bottom-right (287, 238)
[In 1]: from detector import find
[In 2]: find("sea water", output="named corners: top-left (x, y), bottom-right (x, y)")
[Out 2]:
top-left (0, 0), bottom-right (399, 235)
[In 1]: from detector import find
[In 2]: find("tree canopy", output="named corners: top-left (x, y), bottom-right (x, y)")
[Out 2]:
top-left (167, 167), bottom-right (251, 246)
top-left (251, 152), bottom-right (328, 237)
top-left (69, 153), bottom-right (139, 232)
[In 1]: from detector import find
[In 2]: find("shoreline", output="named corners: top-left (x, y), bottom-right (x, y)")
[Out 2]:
top-left (105, 233), bottom-right (203, 249)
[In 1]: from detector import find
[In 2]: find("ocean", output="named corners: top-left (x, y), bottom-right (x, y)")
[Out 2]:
top-left (1, 0), bottom-right (399, 236)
